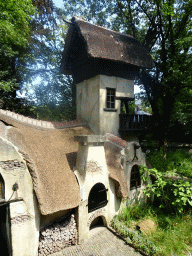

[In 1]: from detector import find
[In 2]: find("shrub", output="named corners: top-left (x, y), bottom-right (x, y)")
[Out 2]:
top-left (111, 216), bottom-right (157, 255)
top-left (146, 148), bottom-right (192, 178)
top-left (140, 166), bottom-right (192, 213)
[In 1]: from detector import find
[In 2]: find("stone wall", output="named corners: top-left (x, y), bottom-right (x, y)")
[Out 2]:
top-left (38, 214), bottom-right (77, 255)
top-left (0, 160), bottom-right (25, 170)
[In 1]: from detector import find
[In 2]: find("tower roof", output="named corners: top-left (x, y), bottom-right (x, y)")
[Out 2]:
top-left (60, 17), bottom-right (154, 83)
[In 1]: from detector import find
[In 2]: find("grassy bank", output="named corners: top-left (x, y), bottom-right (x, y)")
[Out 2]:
top-left (111, 147), bottom-right (192, 255)
top-left (112, 203), bottom-right (192, 255)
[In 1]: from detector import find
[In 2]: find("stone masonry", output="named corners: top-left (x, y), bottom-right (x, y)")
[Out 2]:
top-left (38, 214), bottom-right (77, 256)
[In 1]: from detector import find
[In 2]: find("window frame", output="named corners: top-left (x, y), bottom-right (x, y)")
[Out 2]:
top-left (130, 165), bottom-right (141, 190)
top-left (88, 183), bottom-right (108, 213)
top-left (104, 88), bottom-right (117, 112)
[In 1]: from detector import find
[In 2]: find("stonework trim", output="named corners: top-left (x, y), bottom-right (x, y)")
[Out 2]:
top-left (87, 208), bottom-right (106, 227)
top-left (0, 109), bottom-right (86, 130)
top-left (11, 214), bottom-right (31, 224)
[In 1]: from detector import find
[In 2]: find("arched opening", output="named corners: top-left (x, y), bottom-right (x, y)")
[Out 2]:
top-left (88, 183), bottom-right (108, 213)
top-left (0, 205), bottom-right (11, 256)
top-left (0, 174), bottom-right (5, 200)
top-left (130, 165), bottom-right (141, 189)
top-left (90, 216), bottom-right (104, 230)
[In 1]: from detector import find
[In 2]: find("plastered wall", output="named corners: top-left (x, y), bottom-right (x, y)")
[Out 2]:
top-left (74, 136), bottom-right (122, 244)
top-left (0, 137), bottom-right (40, 256)
top-left (124, 143), bottom-right (147, 205)
top-left (76, 76), bottom-right (100, 134)
top-left (76, 74), bottom-right (134, 136)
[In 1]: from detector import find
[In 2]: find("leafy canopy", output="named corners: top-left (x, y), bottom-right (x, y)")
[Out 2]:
top-left (0, 0), bottom-right (36, 92)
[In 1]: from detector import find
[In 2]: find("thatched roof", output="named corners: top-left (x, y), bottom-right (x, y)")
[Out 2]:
top-left (0, 113), bottom-right (92, 215)
top-left (0, 112), bottom-right (129, 214)
top-left (61, 17), bottom-right (154, 81)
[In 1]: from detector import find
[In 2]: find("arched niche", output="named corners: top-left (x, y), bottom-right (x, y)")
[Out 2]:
top-left (90, 216), bottom-right (104, 230)
top-left (130, 165), bottom-right (141, 190)
top-left (88, 183), bottom-right (108, 213)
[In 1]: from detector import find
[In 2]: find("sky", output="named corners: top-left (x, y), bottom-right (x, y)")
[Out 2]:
top-left (53, 0), bottom-right (63, 9)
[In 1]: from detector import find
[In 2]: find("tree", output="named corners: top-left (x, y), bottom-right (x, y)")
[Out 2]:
top-left (115, 0), bottom-right (192, 147)
top-left (0, 0), bottom-right (71, 119)
top-left (19, 3), bottom-right (77, 120)
top-left (0, 0), bottom-right (36, 111)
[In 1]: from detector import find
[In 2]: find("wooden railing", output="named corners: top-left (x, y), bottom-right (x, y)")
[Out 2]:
top-left (119, 114), bottom-right (153, 131)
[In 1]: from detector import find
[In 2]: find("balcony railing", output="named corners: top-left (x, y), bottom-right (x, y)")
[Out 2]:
top-left (119, 114), bottom-right (153, 131)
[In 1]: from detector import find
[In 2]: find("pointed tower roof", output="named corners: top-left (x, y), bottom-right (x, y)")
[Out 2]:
top-left (60, 17), bottom-right (154, 83)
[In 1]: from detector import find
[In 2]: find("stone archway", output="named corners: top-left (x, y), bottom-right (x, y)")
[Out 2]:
top-left (90, 216), bottom-right (104, 230)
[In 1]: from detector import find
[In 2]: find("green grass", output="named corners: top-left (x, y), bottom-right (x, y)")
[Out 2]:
top-left (112, 147), bottom-right (192, 255)
top-left (115, 203), bottom-right (192, 256)
top-left (146, 148), bottom-right (192, 178)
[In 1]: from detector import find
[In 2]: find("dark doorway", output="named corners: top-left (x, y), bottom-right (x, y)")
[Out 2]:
top-left (88, 183), bottom-right (108, 213)
top-left (90, 216), bottom-right (104, 230)
top-left (0, 205), bottom-right (11, 256)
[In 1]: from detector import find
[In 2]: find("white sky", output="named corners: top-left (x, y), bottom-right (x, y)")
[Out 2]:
top-left (134, 85), bottom-right (142, 94)
top-left (53, 0), bottom-right (64, 8)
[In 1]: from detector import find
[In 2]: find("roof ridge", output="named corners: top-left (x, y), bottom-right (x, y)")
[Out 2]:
top-left (72, 16), bottom-right (134, 39)
top-left (0, 109), bottom-right (86, 129)
top-left (106, 133), bottom-right (128, 148)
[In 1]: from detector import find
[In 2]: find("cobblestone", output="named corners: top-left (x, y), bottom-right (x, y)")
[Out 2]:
top-left (51, 227), bottom-right (142, 256)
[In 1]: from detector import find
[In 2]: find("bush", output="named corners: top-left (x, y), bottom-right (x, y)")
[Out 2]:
top-left (146, 148), bottom-right (192, 178)
top-left (111, 216), bottom-right (157, 255)
top-left (140, 166), bottom-right (192, 213)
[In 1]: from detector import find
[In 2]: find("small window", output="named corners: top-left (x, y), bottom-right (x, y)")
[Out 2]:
top-left (106, 88), bottom-right (115, 109)
top-left (130, 165), bottom-right (141, 189)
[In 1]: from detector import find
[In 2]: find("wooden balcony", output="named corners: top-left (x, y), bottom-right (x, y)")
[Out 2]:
top-left (119, 114), bottom-right (153, 132)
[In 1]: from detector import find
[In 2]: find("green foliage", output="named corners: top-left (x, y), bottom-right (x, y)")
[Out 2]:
top-left (140, 165), bottom-right (192, 213)
top-left (111, 216), bottom-right (157, 255)
top-left (33, 104), bottom-right (76, 121)
top-left (0, 0), bottom-right (35, 49)
top-left (19, 4), bottom-right (76, 120)
top-left (146, 148), bottom-right (167, 173)
top-left (0, 0), bottom-right (73, 118)
top-left (128, 100), bottom-right (136, 114)
top-left (113, 202), bottom-right (192, 255)
top-left (146, 148), bottom-right (192, 177)
top-left (0, 0), bottom-right (36, 111)
top-left (118, 202), bottom-right (155, 225)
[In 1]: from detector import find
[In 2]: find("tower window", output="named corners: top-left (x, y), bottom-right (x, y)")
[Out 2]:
top-left (130, 165), bottom-right (141, 189)
top-left (106, 88), bottom-right (115, 109)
